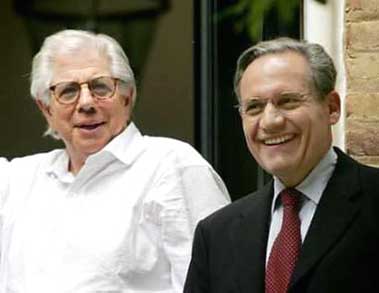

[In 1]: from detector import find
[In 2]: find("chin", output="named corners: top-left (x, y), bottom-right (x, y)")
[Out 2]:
top-left (261, 157), bottom-right (291, 171)
top-left (265, 164), bottom-right (295, 178)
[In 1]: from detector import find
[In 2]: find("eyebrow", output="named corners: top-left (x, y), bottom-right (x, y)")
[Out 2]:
top-left (245, 91), bottom-right (307, 99)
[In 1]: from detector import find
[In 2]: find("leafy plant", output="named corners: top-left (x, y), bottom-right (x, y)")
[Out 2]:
top-left (218, 0), bottom-right (327, 40)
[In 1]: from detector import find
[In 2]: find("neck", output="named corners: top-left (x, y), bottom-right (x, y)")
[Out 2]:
top-left (67, 152), bottom-right (87, 175)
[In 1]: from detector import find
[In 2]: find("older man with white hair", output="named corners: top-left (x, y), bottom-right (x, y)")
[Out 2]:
top-left (0, 29), bottom-right (230, 293)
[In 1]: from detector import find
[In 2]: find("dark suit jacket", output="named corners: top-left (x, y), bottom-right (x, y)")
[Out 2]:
top-left (184, 148), bottom-right (379, 293)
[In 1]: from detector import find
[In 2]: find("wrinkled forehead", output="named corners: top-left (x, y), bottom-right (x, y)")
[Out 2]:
top-left (248, 51), bottom-right (311, 76)
top-left (50, 49), bottom-right (111, 82)
top-left (240, 52), bottom-right (314, 97)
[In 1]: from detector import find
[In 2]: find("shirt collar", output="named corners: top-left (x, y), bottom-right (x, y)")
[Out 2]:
top-left (45, 150), bottom-right (74, 183)
top-left (272, 147), bottom-right (337, 212)
top-left (93, 122), bottom-right (145, 166)
top-left (46, 122), bottom-right (145, 181)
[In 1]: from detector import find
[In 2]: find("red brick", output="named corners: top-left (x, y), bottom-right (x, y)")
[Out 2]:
top-left (346, 21), bottom-right (379, 52)
top-left (346, 93), bottom-right (379, 119)
top-left (346, 52), bottom-right (379, 81)
top-left (346, 120), bottom-right (379, 156)
top-left (346, 0), bottom-right (379, 22)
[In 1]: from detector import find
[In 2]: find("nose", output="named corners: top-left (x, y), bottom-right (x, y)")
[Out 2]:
top-left (77, 84), bottom-right (96, 113)
top-left (259, 102), bottom-right (285, 131)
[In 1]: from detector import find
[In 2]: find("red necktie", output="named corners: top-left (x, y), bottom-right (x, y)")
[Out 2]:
top-left (265, 188), bottom-right (302, 293)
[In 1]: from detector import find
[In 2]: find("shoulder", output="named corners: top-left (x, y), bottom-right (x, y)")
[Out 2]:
top-left (141, 135), bottom-right (229, 198)
top-left (1, 150), bottom-right (64, 207)
top-left (355, 160), bottom-right (379, 191)
top-left (0, 157), bottom-right (9, 171)
top-left (9, 149), bottom-right (64, 171)
top-left (0, 157), bottom-right (9, 180)
top-left (143, 135), bottom-right (199, 155)
top-left (0, 158), bottom-right (9, 198)
top-left (335, 147), bottom-right (379, 179)
top-left (334, 147), bottom-right (379, 197)
top-left (142, 135), bottom-right (209, 167)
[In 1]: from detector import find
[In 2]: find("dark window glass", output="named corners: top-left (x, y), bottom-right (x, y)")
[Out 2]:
top-left (194, 0), bottom-right (302, 200)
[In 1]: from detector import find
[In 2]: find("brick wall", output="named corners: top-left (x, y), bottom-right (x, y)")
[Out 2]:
top-left (345, 0), bottom-right (379, 166)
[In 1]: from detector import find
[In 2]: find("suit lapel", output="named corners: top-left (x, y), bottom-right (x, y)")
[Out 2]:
top-left (291, 149), bottom-right (362, 286)
top-left (232, 182), bottom-right (273, 293)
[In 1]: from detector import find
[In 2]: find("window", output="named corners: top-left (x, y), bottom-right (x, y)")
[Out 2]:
top-left (194, 0), bottom-right (302, 199)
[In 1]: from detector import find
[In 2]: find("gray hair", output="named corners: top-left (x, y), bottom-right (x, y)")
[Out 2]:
top-left (30, 29), bottom-right (136, 138)
top-left (233, 37), bottom-right (337, 101)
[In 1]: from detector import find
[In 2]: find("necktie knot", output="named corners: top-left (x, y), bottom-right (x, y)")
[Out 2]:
top-left (280, 188), bottom-right (301, 208)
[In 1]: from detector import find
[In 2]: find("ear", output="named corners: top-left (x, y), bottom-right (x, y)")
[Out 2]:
top-left (326, 90), bottom-right (341, 125)
top-left (35, 99), bottom-right (53, 123)
top-left (236, 101), bottom-right (243, 119)
top-left (120, 87), bottom-right (134, 125)
top-left (123, 87), bottom-right (134, 107)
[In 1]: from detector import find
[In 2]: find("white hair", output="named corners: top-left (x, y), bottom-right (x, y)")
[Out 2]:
top-left (30, 29), bottom-right (136, 138)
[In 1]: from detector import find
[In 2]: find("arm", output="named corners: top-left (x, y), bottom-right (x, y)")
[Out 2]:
top-left (158, 164), bottom-right (230, 292)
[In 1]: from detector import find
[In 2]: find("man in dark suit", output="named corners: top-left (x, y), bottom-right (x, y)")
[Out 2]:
top-left (184, 37), bottom-right (379, 293)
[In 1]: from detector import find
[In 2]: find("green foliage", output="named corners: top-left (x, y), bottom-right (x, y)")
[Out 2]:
top-left (218, 0), bottom-right (327, 40)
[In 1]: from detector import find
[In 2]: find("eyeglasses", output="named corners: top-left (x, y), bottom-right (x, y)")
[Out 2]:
top-left (49, 76), bottom-right (119, 105)
top-left (236, 92), bottom-right (310, 118)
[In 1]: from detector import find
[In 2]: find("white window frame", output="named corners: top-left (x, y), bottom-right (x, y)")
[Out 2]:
top-left (303, 0), bottom-right (346, 150)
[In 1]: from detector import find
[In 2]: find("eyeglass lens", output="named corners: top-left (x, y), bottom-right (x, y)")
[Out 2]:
top-left (53, 77), bottom-right (116, 103)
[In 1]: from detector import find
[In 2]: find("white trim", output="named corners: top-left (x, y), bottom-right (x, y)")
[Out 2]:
top-left (304, 0), bottom-right (346, 150)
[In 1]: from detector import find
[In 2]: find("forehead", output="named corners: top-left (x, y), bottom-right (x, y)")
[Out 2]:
top-left (240, 51), bottom-right (312, 99)
top-left (51, 49), bottom-right (111, 83)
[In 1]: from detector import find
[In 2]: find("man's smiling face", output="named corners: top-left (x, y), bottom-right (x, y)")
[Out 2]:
top-left (239, 51), bottom-right (340, 186)
top-left (37, 49), bottom-right (132, 172)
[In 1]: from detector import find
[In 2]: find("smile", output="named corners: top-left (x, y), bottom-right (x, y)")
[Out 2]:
top-left (263, 134), bottom-right (294, 145)
top-left (76, 122), bottom-right (105, 130)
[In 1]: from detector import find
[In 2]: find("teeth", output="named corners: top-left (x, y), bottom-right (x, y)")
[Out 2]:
top-left (264, 134), bottom-right (293, 145)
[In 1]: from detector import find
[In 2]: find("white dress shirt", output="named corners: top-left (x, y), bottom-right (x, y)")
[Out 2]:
top-left (266, 148), bottom-right (337, 264)
top-left (0, 122), bottom-right (230, 293)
